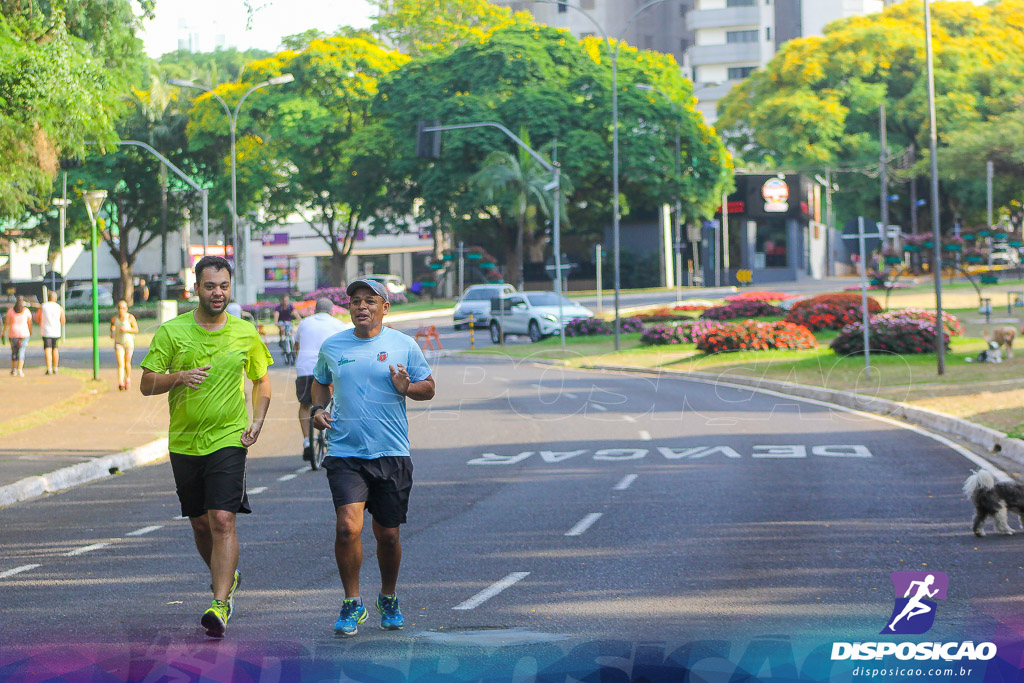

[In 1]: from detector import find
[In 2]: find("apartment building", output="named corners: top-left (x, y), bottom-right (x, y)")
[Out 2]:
top-left (496, 0), bottom-right (889, 123)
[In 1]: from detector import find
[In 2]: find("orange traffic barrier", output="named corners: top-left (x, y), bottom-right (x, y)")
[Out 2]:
top-left (414, 325), bottom-right (443, 350)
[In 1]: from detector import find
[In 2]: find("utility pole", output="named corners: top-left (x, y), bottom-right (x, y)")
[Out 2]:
top-left (880, 103), bottom-right (889, 247)
top-left (987, 160), bottom-right (994, 228)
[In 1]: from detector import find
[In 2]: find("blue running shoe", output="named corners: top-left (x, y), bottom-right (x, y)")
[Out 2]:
top-left (376, 594), bottom-right (404, 630)
top-left (334, 599), bottom-right (368, 636)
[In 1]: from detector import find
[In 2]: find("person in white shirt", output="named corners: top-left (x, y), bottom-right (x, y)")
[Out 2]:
top-left (294, 298), bottom-right (350, 460)
top-left (39, 292), bottom-right (65, 375)
top-left (225, 302), bottom-right (243, 318)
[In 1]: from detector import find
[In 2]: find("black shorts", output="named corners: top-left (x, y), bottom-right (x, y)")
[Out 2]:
top-left (295, 375), bottom-right (314, 404)
top-left (169, 446), bottom-right (251, 518)
top-left (42, 337), bottom-right (59, 350)
top-left (324, 456), bottom-right (413, 528)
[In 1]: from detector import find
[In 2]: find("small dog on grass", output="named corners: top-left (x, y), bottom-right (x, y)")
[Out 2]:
top-left (965, 340), bottom-right (1002, 364)
top-left (987, 326), bottom-right (1016, 359)
top-left (963, 469), bottom-right (1024, 536)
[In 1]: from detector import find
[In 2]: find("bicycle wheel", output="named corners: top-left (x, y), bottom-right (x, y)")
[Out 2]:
top-left (313, 426), bottom-right (328, 470)
top-left (308, 413), bottom-right (322, 470)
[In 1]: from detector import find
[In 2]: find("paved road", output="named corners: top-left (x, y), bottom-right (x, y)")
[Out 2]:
top-left (0, 355), bottom-right (1016, 680)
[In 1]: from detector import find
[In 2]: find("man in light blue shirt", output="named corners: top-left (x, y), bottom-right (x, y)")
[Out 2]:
top-left (310, 278), bottom-right (434, 637)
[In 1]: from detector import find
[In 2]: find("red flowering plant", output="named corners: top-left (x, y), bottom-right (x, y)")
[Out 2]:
top-left (700, 300), bottom-right (785, 320)
top-left (694, 320), bottom-right (817, 354)
top-left (830, 315), bottom-right (950, 355)
top-left (634, 307), bottom-right (694, 323)
top-left (565, 316), bottom-right (644, 337)
top-left (784, 293), bottom-right (883, 331)
top-left (725, 291), bottom-right (795, 303)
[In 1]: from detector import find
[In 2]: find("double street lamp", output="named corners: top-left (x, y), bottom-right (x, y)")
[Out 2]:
top-left (533, 0), bottom-right (670, 350)
top-left (169, 73), bottom-right (295, 303)
top-left (83, 189), bottom-right (107, 381)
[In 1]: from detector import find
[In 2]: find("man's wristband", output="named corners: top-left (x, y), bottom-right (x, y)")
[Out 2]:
top-left (310, 405), bottom-right (325, 417)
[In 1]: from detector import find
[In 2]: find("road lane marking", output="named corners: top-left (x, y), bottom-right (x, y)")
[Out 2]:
top-left (639, 430), bottom-right (652, 441)
top-left (453, 572), bottom-right (530, 611)
top-left (622, 415), bottom-right (637, 423)
top-left (565, 513), bottom-right (603, 536)
top-left (172, 515), bottom-right (187, 521)
top-left (0, 564), bottom-right (40, 579)
top-left (565, 392), bottom-right (578, 399)
top-left (589, 403), bottom-right (607, 412)
top-left (126, 526), bottom-right (162, 537)
top-left (295, 466), bottom-right (309, 473)
top-left (466, 445), bottom-right (874, 465)
top-left (65, 542), bottom-right (112, 556)
top-left (613, 474), bottom-right (638, 491)
top-left (277, 474), bottom-right (298, 482)
top-left (247, 487), bottom-right (268, 495)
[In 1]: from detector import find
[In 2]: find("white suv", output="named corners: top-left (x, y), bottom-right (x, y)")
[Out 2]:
top-left (65, 284), bottom-right (114, 308)
top-left (489, 291), bottom-right (594, 343)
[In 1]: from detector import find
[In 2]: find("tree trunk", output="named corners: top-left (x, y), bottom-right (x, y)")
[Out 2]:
top-left (119, 261), bottom-right (134, 307)
top-left (515, 213), bottom-right (525, 290)
top-left (329, 252), bottom-right (347, 288)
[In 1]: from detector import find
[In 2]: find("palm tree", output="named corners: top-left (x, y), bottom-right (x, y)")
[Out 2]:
top-left (470, 132), bottom-right (565, 289)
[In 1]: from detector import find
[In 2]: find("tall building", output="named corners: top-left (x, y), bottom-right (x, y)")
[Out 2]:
top-left (495, 0), bottom-right (890, 123)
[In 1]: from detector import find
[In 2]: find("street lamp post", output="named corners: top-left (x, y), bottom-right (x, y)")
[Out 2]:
top-left (636, 83), bottom-right (683, 302)
top-left (532, 0), bottom-right (669, 350)
top-left (83, 189), bottom-right (107, 381)
top-left (924, 0), bottom-right (945, 375)
top-left (169, 74), bottom-right (294, 304)
top-left (52, 172), bottom-right (71, 339)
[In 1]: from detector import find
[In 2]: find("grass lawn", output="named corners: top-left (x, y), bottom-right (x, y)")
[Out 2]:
top-left (466, 305), bottom-right (1024, 436)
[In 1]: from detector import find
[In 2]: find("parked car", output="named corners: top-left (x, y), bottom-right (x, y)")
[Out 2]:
top-left (453, 283), bottom-right (517, 330)
top-left (990, 245), bottom-right (1020, 265)
top-left (489, 291), bottom-right (595, 343)
top-left (65, 284), bottom-right (114, 308)
top-left (364, 274), bottom-right (407, 297)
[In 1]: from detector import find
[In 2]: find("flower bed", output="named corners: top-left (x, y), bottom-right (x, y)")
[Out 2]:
top-left (304, 286), bottom-right (350, 307)
top-left (565, 316), bottom-right (644, 337)
top-left (724, 291), bottom-right (794, 303)
top-left (242, 301), bottom-right (277, 319)
top-left (870, 309), bottom-right (963, 337)
top-left (701, 299), bottom-right (785, 320)
top-left (639, 319), bottom-right (703, 345)
top-left (694, 320), bottom-right (817, 354)
top-left (830, 315), bottom-right (950, 355)
top-left (784, 292), bottom-right (883, 331)
top-left (633, 307), bottom-right (695, 323)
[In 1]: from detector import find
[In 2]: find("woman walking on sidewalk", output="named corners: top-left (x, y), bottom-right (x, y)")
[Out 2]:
top-left (2, 296), bottom-right (33, 377)
top-left (110, 300), bottom-right (139, 390)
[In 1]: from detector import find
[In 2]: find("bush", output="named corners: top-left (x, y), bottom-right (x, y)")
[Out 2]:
top-left (304, 286), bottom-right (350, 307)
top-left (564, 316), bottom-right (644, 337)
top-left (830, 315), bottom-right (950, 355)
top-left (640, 319), bottom-right (702, 345)
top-left (634, 307), bottom-right (693, 323)
top-left (701, 299), bottom-right (785, 320)
top-left (871, 308), bottom-right (963, 337)
top-left (694, 320), bottom-right (818, 354)
top-left (785, 292), bottom-right (883, 331)
top-left (725, 291), bottom-right (794, 302)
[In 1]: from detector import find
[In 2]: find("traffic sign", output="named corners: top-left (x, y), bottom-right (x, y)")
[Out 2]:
top-left (544, 254), bottom-right (576, 280)
top-left (736, 269), bottom-right (753, 284)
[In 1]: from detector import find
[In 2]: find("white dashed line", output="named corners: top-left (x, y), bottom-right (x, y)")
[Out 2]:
top-left (126, 525), bottom-right (163, 537)
top-left (172, 515), bottom-right (187, 521)
top-left (277, 474), bottom-right (298, 482)
top-left (530, 383), bottom-right (543, 390)
top-left (613, 474), bottom-right (638, 491)
top-left (247, 487), bottom-right (268, 496)
top-left (589, 403), bottom-right (607, 412)
top-left (65, 542), bottom-right (112, 557)
top-left (565, 513), bottom-right (603, 537)
top-left (621, 415), bottom-right (637, 423)
top-left (564, 392), bottom-right (578, 399)
top-left (639, 430), bottom-right (652, 441)
top-left (295, 466), bottom-right (309, 473)
top-left (452, 572), bottom-right (530, 610)
top-left (0, 564), bottom-right (40, 579)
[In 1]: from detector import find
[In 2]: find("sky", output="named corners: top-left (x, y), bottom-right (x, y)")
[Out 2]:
top-left (139, 0), bottom-right (376, 57)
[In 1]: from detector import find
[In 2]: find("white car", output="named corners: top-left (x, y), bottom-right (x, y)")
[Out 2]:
top-left (65, 284), bottom-right (114, 308)
top-left (489, 291), bottom-right (594, 343)
top-left (990, 246), bottom-right (1020, 265)
top-left (453, 283), bottom-right (517, 330)
top-left (364, 274), bottom-right (407, 297)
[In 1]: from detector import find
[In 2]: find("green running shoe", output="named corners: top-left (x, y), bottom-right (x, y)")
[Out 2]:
top-left (201, 600), bottom-right (228, 638)
top-left (333, 599), bottom-right (368, 636)
top-left (226, 570), bottom-right (241, 621)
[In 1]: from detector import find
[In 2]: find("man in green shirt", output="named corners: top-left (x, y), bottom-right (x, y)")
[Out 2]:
top-left (140, 255), bottom-right (272, 639)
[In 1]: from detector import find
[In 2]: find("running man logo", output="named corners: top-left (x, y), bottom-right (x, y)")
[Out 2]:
top-left (881, 571), bottom-right (949, 635)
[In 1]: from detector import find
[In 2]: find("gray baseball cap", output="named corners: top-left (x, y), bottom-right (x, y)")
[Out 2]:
top-left (346, 278), bottom-right (389, 302)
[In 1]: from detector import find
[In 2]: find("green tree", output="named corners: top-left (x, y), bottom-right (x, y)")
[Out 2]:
top-left (717, 0), bottom-right (1024, 229)
top-left (370, 0), bottom-right (530, 57)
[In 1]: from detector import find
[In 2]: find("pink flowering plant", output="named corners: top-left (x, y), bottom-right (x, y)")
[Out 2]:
top-left (830, 314), bottom-right (951, 355)
top-left (701, 299), bottom-right (785, 320)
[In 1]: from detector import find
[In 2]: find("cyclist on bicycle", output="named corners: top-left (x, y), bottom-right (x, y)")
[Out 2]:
top-left (273, 294), bottom-right (303, 365)
top-left (294, 298), bottom-right (349, 461)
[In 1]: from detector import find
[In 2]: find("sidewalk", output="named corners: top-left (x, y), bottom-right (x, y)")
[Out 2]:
top-left (0, 364), bottom-right (168, 493)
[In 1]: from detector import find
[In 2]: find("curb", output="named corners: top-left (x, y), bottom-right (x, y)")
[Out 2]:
top-left (465, 352), bottom-right (1024, 468)
top-left (388, 308), bottom-right (455, 323)
top-left (0, 437), bottom-right (169, 508)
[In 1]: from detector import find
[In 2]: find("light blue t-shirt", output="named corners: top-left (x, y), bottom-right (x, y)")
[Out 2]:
top-left (313, 326), bottom-right (432, 459)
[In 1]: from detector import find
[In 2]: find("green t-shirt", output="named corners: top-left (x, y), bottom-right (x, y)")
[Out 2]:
top-left (141, 311), bottom-right (273, 456)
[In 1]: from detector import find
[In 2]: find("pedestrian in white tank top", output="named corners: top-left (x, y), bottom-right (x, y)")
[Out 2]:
top-left (40, 292), bottom-right (65, 375)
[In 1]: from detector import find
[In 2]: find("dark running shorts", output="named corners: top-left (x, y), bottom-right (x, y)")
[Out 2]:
top-left (324, 456), bottom-right (413, 528)
top-left (169, 446), bottom-right (251, 518)
top-left (295, 375), bottom-right (314, 404)
top-left (42, 337), bottom-right (59, 350)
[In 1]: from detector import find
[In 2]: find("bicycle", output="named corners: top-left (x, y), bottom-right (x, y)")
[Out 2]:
top-left (307, 399), bottom-right (333, 470)
top-left (278, 320), bottom-right (296, 366)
